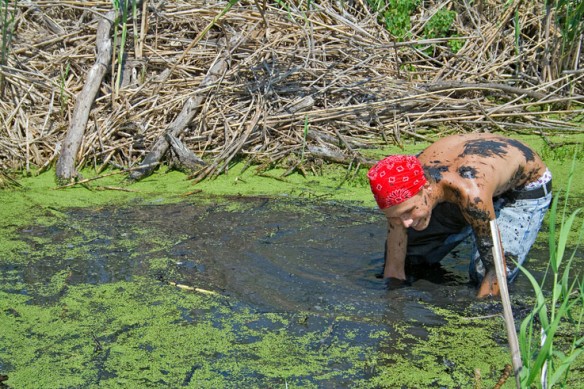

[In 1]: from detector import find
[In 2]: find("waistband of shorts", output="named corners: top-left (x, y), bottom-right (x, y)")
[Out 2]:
top-left (511, 179), bottom-right (552, 200)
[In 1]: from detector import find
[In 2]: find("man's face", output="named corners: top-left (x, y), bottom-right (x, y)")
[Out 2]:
top-left (382, 189), bottom-right (432, 231)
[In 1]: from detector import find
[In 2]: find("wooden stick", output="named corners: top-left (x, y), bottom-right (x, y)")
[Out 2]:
top-left (169, 281), bottom-right (218, 296)
top-left (129, 37), bottom-right (232, 181)
top-left (490, 219), bottom-right (522, 388)
top-left (55, 10), bottom-right (115, 184)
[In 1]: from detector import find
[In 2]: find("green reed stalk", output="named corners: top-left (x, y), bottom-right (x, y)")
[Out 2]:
top-left (59, 62), bottom-right (70, 117)
top-left (545, 0), bottom-right (584, 77)
top-left (0, 0), bottom-right (16, 93)
top-left (300, 115), bottom-right (309, 163)
top-left (131, 0), bottom-right (138, 51)
top-left (112, 0), bottom-right (130, 96)
top-left (518, 154), bottom-right (584, 388)
top-left (514, 7), bottom-right (520, 47)
top-left (111, 0), bottom-right (120, 94)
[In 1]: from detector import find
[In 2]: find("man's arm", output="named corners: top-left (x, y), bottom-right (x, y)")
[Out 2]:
top-left (383, 220), bottom-right (408, 280)
top-left (463, 202), bottom-right (501, 298)
top-left (474, 227), bottom-right (501, 298)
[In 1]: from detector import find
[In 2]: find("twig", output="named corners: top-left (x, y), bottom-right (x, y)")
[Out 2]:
top-left (169, 281), bottom-right (218, 296)
top-left (55, 163), bottom-right (159, 189)
top-left (55, 10), bottom-right (115, 184)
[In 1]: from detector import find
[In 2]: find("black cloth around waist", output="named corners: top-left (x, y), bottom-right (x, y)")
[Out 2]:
top-left (510, 179), bottom-right (552, 201)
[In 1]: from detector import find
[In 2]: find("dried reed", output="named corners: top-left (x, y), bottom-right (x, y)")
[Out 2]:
top-left (0, 1), bottom-right (582, 180)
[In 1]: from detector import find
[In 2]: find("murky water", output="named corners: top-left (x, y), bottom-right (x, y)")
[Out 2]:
top-left (15, 197), bottom-right (553, 316)
top-left (5, 197), bottom-right (572, 387)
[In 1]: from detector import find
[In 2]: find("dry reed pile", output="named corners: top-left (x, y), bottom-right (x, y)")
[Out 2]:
top-left (0, 0), bottom-right (582, 183)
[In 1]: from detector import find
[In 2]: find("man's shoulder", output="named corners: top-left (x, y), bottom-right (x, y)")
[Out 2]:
top-left (437, 174), bottom-right (491, 203)
top-left (424, 134), bottom-right (537, 163)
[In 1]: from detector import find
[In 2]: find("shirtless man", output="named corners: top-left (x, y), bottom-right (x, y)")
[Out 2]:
top-left (367, 133), bottom-right (552, 297)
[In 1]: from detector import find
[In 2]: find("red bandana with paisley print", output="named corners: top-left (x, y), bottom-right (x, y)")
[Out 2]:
top-left (367, 155), bottom-right (427, 209)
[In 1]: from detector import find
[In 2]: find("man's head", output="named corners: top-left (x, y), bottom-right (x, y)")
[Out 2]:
top-left (367, 155), bottom-right (427, 209)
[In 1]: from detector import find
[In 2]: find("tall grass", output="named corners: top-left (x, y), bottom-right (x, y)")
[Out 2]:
top-left (301, 115), bottom-right (309, 163)
top-left (0, 0), bottom-right (17, 95)
top-left (111, 0), bottom-right (137, 96)
top-left (551, 0), bottom-right (584, 72)
top-left (518, 155), bottom-right (584, 387)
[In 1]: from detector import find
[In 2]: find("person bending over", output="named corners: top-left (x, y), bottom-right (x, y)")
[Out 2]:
top-left (367, 133), bottom-right (552, 298)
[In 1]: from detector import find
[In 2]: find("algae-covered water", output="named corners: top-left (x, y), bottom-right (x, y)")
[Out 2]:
top-left (1, 196), bottom-right (517, 388)
top-left (1, 134), bottom-right (583, 388)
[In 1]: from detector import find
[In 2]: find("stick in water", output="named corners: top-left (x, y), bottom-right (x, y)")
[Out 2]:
top-left (489, 219), bottom-right (523, 388)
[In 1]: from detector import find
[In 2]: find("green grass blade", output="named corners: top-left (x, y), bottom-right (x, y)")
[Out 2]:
top-left (550, 349), bottom-right (583, 386)
top-left (555, 208), bottom-right (582, 272)
top-left (300, 115), bottom-right (309, 163)
top-left (548, 192), bottom-right (560, 273)
top-left (518, 306), bottom-right (540, 374)
top-left (528, 289), bottom-right (578, 385)
top-left (518, 265), bottom-right (550, 328)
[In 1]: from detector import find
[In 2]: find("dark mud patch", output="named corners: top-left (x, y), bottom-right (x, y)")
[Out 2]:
top-left (13, 197), bottom-right (486, 314)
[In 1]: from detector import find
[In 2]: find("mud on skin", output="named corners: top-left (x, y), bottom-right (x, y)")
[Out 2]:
top-left (424, 164), bottom-right (449, 182)
top-left (458, 165), bottom-right (478, 179)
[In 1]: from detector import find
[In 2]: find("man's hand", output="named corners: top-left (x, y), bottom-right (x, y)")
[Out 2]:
top-left (477, 269), bottom-right (500, 298)
top-left (384, 277), bottom-right (411, 290)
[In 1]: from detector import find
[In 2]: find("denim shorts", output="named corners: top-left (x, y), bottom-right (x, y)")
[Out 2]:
top-left (405, 172), bottom-right (552, 283)
top-left (468, 189), bottom-right (552, 282)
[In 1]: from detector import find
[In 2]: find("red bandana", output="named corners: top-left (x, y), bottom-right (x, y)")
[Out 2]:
top-left (367, 155), bottom-right (427, 209)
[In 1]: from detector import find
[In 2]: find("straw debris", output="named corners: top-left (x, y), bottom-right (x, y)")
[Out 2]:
top-left (0, 1), bottom-right (582, 182)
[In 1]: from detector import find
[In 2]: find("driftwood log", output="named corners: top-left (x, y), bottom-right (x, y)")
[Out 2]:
top-left (166, 133), bottom-right (206, 172)
top-left (55, 11), bottom-right (115, 184)
top-left (129, 37), bottom-right (232, 181)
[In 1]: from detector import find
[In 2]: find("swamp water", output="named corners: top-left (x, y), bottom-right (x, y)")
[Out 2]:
top-left (0, 197), bottom-right (576, 388)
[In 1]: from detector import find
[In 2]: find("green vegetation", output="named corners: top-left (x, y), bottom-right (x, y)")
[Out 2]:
top-left (0, 275), bottom-right (518, 388)
top-left (0, 0), bottom-right (16, 94)
top-left (365, 306), bottom-right (513, 388)
top-left (367, 0), bottom-right (421, 40)
top-left (365, 0), bottom-right (460, 54)
top-left (111, 0), bottom-right (136, 95)
top-left (550, 0), bottom-right (584, 73)
top-left (422, 8), bottom-right (458, 54)
top-left (518, 155), bottom-right (584, 387)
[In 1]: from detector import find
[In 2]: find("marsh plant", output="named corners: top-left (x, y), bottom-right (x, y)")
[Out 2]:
top-left (367, 0), bottom-right (420, 40)
top-left (0, 0), bottom-right (17, 94)
top-left (547, 0), bottom-right (584, 73)
top-left (365, 0), bottom-right (461, 57)
top-left (111, 0), bottom-right (137, 96)
top-left (518, 157), bottom-right (584, 387)
top-left (59, 62), bottom-right (71, 118)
